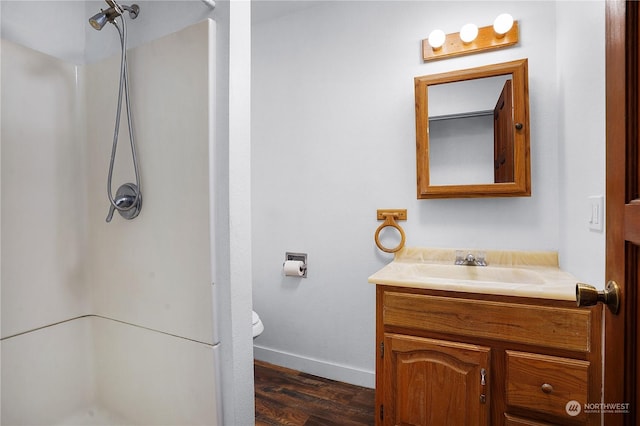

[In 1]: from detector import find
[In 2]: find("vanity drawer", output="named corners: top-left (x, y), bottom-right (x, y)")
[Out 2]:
top-left (505, 351), bottom-right (588, 421)
top-left (383, 291), bottom-right (592, 352)
top-left (504, 414), bottom-right (555, 426)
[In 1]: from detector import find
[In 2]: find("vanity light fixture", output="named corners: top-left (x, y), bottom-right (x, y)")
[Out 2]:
top-left (423, 14), bottom-right (519, 61)
top-left (428, 29), bottom-right (446, 49)
top-left (493, 13), bottom-right (514, 37)
top-left (459, 23), bottom-right (478, 43)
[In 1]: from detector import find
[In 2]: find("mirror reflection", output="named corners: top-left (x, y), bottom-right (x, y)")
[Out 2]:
top-left (415, 59), bottom-right (530, 198)
top-left (428, 75), bottom-right (513, 185)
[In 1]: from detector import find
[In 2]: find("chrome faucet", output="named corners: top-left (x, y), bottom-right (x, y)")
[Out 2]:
top-left (455, 250), bottom-right (487, 266)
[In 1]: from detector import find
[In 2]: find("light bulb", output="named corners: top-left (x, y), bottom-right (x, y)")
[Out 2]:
top-left (493, 13), bottom-right (514, 36)
top-left (460, 23), bottom-right (478, 43)
top-left (428, 29), bottom-right (446, 49)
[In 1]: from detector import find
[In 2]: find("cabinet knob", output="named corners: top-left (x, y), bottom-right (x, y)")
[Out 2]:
top-left (541, 383), bottom-right (554, 394)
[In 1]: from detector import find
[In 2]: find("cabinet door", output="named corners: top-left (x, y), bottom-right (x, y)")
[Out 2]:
top-left (383, 334), bottom-right (490, 426)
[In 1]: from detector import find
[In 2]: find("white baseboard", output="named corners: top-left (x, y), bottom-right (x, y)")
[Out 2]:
top-left (253, 344), bottom-right (375, 389)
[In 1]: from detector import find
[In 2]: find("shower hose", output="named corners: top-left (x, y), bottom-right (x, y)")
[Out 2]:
top-left (106, 14), bottom-right (141, 222)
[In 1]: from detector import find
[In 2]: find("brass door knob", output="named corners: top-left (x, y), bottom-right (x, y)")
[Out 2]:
top-left (576, 280), bottom-right (620, 314)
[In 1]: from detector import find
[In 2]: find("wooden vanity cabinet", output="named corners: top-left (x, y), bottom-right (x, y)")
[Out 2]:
top-left (375, 285), bottom-right (602, 426)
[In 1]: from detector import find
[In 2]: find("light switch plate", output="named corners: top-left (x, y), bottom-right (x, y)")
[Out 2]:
top-left (588, 195), bottom-right (604, 232)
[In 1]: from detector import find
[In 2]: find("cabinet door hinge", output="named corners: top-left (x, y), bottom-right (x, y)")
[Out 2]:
top-left (380, 341), bottom-right (384, 358)
top-left (380, 404), bottom-right (384, 420)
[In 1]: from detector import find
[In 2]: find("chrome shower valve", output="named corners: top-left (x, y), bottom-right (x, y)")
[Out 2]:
top-left (106, 183), bottom-right (142, 223)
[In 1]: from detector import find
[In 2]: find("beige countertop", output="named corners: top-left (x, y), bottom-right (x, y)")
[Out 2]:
top-left (368, 247), bottom-right (580, 301)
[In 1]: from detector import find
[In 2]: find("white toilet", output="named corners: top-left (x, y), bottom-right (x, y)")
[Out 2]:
top-left (252, 310), bottom-right (264, 338)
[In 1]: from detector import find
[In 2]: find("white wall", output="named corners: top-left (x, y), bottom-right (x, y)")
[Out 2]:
top-left (0, 1), bottom-right (87, 63)
top-left (0, 39), bottom-right (89, 339)
top-left (556, 1), bottom-right (606, 287)
top-left (429, 115), bottom-right (494, 185)
top-left (251, 0), bottom-right (605, 387)
top-left (213, 1), bottom-right (256, 425)
top-left (1, 39), bottom-right (92, 424)
top-left (85, 19), bottom-right (214, 345)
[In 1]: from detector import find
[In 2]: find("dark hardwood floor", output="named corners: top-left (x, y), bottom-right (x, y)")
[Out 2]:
top-left (254, 360), bottom-right (376, 425)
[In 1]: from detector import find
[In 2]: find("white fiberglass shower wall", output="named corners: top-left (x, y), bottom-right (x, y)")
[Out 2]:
top-left (1, 13), bottom-right (221, 425)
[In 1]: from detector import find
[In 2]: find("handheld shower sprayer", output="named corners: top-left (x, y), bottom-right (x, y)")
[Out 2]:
top-left (89, 0), bottom-right (139, 31)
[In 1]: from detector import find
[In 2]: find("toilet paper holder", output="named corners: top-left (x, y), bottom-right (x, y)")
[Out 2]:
top-left (284, 252), bottom-right (308, 278)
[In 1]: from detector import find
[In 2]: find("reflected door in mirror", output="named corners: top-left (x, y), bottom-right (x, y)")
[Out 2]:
top-left (494, 79), bottom-right (514, 183)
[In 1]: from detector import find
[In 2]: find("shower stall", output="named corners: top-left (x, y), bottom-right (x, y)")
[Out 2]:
top-left (0, 1), bottom-right (240, 424)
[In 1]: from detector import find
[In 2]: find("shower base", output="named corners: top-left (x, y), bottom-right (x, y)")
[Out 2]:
top-left (54, 405), bottom-right (130, 426)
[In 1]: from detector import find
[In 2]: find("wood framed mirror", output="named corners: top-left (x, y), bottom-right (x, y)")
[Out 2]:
top-left (415, 59), bottom-right (530, 198)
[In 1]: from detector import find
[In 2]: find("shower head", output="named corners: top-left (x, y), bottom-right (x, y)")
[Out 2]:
top-left (88, 1), bottom-right (139, 31)
top-left (89, 10), bottom-right (113, 30)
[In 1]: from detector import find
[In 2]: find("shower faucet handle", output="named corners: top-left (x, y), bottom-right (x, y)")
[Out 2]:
top-left (106, 203), bottom-right (116, 222)
top-left (105, 183), bottom-right (142, 223)
top-left (105, 192), bottom-right (134, 222)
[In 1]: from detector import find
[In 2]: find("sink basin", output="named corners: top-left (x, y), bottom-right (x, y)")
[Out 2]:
top-left (406, 263), bottom-right (545, 285)
top-left (368, 247), bottom-right (578, 300)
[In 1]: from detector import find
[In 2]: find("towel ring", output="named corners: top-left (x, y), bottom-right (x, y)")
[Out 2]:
top-left (375, 214), bottom-right (406, 253)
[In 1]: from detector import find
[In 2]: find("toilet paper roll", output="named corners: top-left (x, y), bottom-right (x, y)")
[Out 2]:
top-left (283, 260), bottom-right (305, 277)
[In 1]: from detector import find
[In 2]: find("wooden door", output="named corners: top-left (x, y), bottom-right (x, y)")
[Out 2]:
top-left (383, 334), bottom-right (490, 426)
top-left (494, 79), bottom-right (514, 183)
top-left (605, 1), bottom-right (638, 424)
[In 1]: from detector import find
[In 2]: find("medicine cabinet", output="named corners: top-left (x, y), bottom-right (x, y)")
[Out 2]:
top-left (415, 59), bottom-right (530, 198)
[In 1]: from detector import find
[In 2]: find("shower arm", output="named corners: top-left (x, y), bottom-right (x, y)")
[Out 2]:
top-left (119, 4), bottom-right (139, 19)
top-left (105, 0), bottom-right (139, 21)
